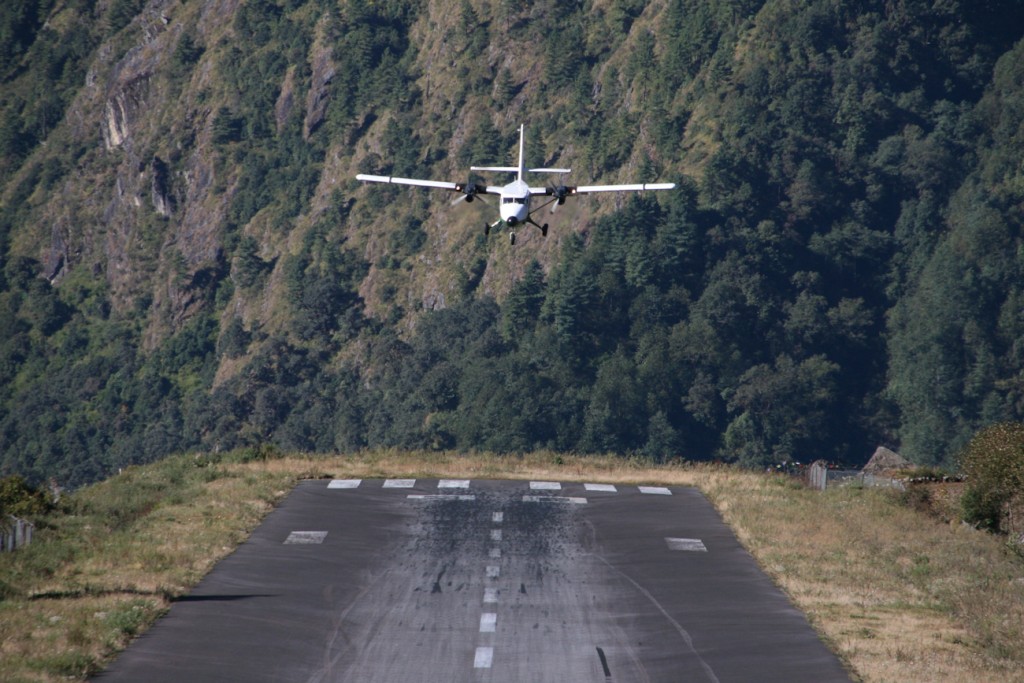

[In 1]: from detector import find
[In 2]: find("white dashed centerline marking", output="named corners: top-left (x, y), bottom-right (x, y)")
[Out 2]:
top-left (284, 531), bottom-right (327, 544)
top-left (529, 481), bottom-right (562, 490)
top-left (479, 613), bottom-right (497, 633)
top-left (438, 479), bottom-right (470, 489)
top-left (639, 486), bottom-right (673, 495)
top-left (407, 494), bottom-right (476, 501)
top-left (666, 537), bottom-right (708, 552)
top-left (474, 646), bottom-right (494, 668)
top-left (584, 483), bottom-right (617, 492)
top-left (383, 479), bottom-right (415, 488)
top-left (327, 479), bottom-right (361, 489)
top-left (478, 509), bottom-right (504, 674)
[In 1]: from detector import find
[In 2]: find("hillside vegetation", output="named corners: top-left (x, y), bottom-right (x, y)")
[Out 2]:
top-left (1, 452), bottom-right (1022, 681)
top-left (3, 1), bottom-right (1024, 485)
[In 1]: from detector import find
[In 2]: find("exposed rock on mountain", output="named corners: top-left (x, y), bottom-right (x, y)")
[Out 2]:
top-left (2, 0), bottom-right (1024, 486)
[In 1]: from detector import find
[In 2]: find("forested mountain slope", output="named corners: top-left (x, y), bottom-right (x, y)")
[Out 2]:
top-left (2, 0), bottom-right (1023, 486)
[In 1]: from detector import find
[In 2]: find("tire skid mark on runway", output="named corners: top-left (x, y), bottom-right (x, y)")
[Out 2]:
top-left (596, 646), bottom-right (612, 679)
top-left (322, 494), bottom-right (493, 680)
top-left (306, 564), bottom-right (396, 683)
top-left (576, 517), bottom-right (652, 683)
top-left (589, 545), bottom-right (721, 683)
top-left (431, 565), bottom-right (446, 594)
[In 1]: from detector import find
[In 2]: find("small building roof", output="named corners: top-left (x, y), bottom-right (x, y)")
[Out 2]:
top-left (862, 446), bottom-right (911, 474)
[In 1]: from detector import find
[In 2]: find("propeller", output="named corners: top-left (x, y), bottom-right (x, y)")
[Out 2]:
top-left (549, 185), bottom-right (573, 213)
top-left (452, 182), bottom-right (487, 206)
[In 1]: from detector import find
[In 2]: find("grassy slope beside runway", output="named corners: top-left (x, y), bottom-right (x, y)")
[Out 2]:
top-left (1, 448), bottom-right (1022, 682)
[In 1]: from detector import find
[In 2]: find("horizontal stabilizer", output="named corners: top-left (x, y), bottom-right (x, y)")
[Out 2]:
top-left (471, 166), bottom-right (571, 175)
top-left (470, 166), bottom-right (520, 173)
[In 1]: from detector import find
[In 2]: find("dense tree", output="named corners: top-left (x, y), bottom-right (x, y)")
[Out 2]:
top-left (959, 422), bottom-right (1024, 533)
top-left (5, 0), bottom-right (1024, 486)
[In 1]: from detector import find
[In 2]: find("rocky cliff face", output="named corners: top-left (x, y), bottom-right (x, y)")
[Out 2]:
top-left (303, 18), bottom-right (335, 140)
top-left (7, 0), bottom-right (609, 355)
top-left (3, 0), bottom-right (698, 384)
top-left (22, 0), bottom-right (236, 337)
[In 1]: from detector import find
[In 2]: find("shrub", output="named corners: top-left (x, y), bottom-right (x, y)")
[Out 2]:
top-left (958, 422), bottom-right (1024, 533)
top-left (0, 475), bottom-right (51, 517)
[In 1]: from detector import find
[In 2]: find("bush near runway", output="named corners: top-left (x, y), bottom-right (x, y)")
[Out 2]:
top-left (0, 448), bottom-right (1022, 682)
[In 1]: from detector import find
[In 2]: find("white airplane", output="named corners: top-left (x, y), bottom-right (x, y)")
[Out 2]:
top-left (356, 124), bottom-right (675, 244)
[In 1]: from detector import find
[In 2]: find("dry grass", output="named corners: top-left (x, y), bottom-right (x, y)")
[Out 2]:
top-left (692, 470), bottom-right (1024, 683)
top-left (2, 449), bottom-right (1023, 682)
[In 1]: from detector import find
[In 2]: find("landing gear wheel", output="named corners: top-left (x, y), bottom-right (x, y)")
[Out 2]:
top-left (485, 223), bottom-right (491, 236)
top-left (541, 224), bottom-right (549, 237)
top-left (509, 231), bottom-right (516, 245)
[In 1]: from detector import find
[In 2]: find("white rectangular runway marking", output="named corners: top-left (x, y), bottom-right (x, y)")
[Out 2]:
top-left (284, 531), bottom-right (327, 544)
top-left (489, 548), bottom-right (501, 559)
top-left (490, 529), bottom-right (502, 541)
top-left (486, 565), bottom-right (500, 579)
top-left (666, 537), bottom-right (708, 552)
top-left (383, 479), bottom-right (415, 488)
top-left (438, 479), bottom-right (470, 488)
top-left (584, 483), bottom-right (617, 492)
top-left (474, 646), bottom-right (494, 668)
top-left (479, 613), bottom-right (497, 633)
top-left (492, 512), bottom-right (504, 523)
top-left (530, 481), bottom-right (562, 490)
top-left (327, 479), bottom-right (361, 489)
top-left (523, 495), bottom-right (587, 504)
top-left (484, 587), bottom-right (498, 603)
top-left (639, 486), bottom-right (672, 495)
top-left (407, 494), bottom-right (476, 501)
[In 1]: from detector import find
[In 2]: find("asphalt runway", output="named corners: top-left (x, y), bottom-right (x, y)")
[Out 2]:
top-left (94, 479), bottom-right (853, 682)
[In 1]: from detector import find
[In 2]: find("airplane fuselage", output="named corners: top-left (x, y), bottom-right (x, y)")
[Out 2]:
top-left (499, 180), bottom-right (532, 226)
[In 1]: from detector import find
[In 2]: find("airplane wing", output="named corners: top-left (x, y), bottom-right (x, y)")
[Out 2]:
top-left (530, 182), bottom-right (676, 196)
top-left (356, 174), bottom-right (502, 195)
top-left (568, 183), bottom-right (677, 194)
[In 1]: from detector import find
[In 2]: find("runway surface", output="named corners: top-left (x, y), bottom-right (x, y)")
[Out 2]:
top-left (94, 479), bottom-right (852, 682)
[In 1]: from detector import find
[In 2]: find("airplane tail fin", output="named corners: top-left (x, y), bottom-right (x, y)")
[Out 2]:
top-left (468, 125), bottom-right (570, 177)
top-left (518, 123), bottom-right (526, 182)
